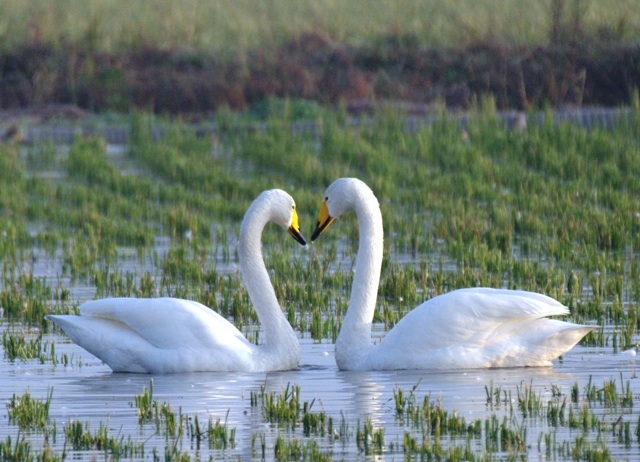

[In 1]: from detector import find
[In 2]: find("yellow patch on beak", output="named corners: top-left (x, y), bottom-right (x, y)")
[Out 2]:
top-left (311, 201), bottom-right (336, 241)
top-left (288, 208), bottom-right (306, 245)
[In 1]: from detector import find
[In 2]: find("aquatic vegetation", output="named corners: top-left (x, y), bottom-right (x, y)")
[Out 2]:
top-left (6, 389), bottom-right (53, 431)
top-left (252, 383), bottom-right (302, 429)
top-left (1, 105), bottom-right (640, 458)
top-left (2, 325), bottom-right (81, 366)
top-left (355, 418), bottom-right (384, 455)
top-left (301, 402), bottom-right (330, 438)
top-left (389, 376), bottom-right (640, 459)
top-left (0, 435), bottom-right (34, 462)
top-left (134, 379), bottom-right (155, 424)
top-left (132, 380), bottom-right (237, 454)
top-left (1, 330), bottom-right (53, 363)
top-left (0, 276), bottom-right (51, 325)
top-left (273, 436), bottom-right (332, 461)
top-left (63, 420), bottom-right (145, 457)
top-left (190, 412), bottom-right (236, 450)
top-left (5, 376), bottom-right (640, 460)
top-left (517, 381), bottom-right (544, 418)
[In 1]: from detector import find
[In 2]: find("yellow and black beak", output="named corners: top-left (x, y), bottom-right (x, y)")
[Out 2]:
top-left (311, 201), bottom-right (336, 241)
top-left (288, 208), bottom-right (307, 246)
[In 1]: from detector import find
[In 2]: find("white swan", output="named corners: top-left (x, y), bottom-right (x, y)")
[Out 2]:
top-left (46, 189), bottom-right (306, 373)
top-left (311, 178), bottom-right (592, 370)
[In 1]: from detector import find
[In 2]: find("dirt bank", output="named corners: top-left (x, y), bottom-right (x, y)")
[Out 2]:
top-left (1, 33), bottom-right (638, 117)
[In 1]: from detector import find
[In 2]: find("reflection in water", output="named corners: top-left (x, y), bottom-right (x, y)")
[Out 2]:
top-left (1, 329), bottom-right (638, 459)
top-left (337, 371), bottom-right (386, 424)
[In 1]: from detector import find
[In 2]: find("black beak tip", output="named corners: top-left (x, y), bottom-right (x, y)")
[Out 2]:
top-left (310, 227), bottom-right (321, 242)
top-left (290, 229), bottom-right (307, 246)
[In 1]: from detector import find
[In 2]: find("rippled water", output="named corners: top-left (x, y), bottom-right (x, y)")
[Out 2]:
top-left (4, 140), bottom-right (640, 460)
top-left (2, 327), bottom-right (638, 460)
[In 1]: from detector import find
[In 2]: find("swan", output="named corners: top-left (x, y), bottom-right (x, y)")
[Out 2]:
top-left (311, 178), bottom-right (592, 370)
top-left (46, 189), bottom-right (306, 373)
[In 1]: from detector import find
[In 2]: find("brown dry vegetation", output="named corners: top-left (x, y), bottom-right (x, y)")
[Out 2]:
top-left (0, 31), bottom-right (638, 117)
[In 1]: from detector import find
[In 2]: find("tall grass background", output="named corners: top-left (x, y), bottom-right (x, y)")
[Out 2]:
top-left (1, 0), bottom-right (638, 56)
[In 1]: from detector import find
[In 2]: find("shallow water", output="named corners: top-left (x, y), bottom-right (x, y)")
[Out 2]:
top-left (2, 329), bottom-right (639, 460)
top-left (4, 140), bottom-right (640, 459)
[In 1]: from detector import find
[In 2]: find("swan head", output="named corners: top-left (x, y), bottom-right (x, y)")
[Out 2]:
top-left (311, 178), bottom-right (372, 241)
top-left (262, 189), bottom-right (306, 246)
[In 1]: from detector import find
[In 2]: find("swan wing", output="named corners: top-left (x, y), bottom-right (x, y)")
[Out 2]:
top-left (78, 297), bottom-right (249, 348)
top-left (399, 288), bottom-right (569, 346)
top-left (372, 288), bottom-right (591, 369)
top-left (47, 298), bottom-right (255, 373)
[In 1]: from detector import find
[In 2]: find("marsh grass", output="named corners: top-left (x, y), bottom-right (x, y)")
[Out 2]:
top-left (0, 435), bottom-right (33, 462)
top-left (301, 402), bottom-right (330, 438)
top-left (134, 379), bottom-right (155, 424)
top-left (1, 330), bottom-right (52, 363)
top-left (253, 383), bottom-right (302, 429)
top-left (390, 376), bottom-right (640, 459)
top-left (252, 378), bottom-right (640, 460)
top-left (7, 389), bottom-right (53, 431)
top-left (1, 103), bottom-right (640, 458)
top-left (274, 436), bottom-right (331, 461)
top-left (355, 418), bottom-right (384, 455)
top-left (63, 420), bottom-right (145, 457)
top-left (196, 412), bottom-right (236, 450)
top-left (0, 276), bottom-right (51, 324)
top-left (5, 322), bottom-right (82, 366)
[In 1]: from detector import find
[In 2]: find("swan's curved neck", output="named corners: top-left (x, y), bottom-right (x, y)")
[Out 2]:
top-left (239, 205), bottom-right (297, 358)
top-left (335, 188), bottom-right (383, 369)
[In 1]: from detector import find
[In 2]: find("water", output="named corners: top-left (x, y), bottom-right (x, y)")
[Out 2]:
top-left (2, 327), bottom-right (638, 460)
top-left (4, 140), bottom-right (640, 460)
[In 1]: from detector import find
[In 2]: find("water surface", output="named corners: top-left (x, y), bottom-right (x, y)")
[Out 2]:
top-left (3, 140), bottom-right (639, 460)
top-left (2, 330), bottom-right (637, 460)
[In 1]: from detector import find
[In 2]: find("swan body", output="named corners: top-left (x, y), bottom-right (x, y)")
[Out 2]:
top-left (311, 178), bottom-right (592, 370)
top-left (47, 189), bottom-right (306, 373)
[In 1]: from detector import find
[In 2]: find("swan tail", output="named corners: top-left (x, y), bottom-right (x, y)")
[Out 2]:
top-left (46, 314), bottom-right (150, 372)
top-left (491, 321), bottom-right (593, 367)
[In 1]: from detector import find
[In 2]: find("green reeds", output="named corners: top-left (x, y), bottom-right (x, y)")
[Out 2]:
top-left (4, 105), bottom-right (640, 459)
top-left (134, 379), bottom-right (155, 424)
top-left (253, 383), bottom-right (302, 429)
top-left (0, 435), bottom-right (33, 462)
top-left (1, 330), bottom-right (57, 363)
top-left (355, 418), bottom-right (384, 455)
top-left (7, 389), bottom-right (53, 431)
top-left (201, 413), bottom-right (236, 450)
top-left (63, 420), bottom-right (145, 457)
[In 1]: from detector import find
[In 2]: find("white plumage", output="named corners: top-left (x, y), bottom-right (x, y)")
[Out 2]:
top-left (311, 178), bottom-right (592, 370)
top-left (47, 189), bottom-right (306, 373)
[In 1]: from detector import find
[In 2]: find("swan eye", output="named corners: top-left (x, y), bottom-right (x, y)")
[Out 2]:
top-left (324, 196), bottom-right (328, 202)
